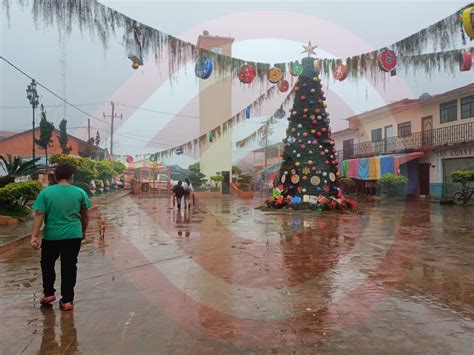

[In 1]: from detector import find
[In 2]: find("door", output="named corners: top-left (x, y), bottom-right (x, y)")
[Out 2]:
top-left (418, 163), bottom-right (430, 196)
top-left (422, 116), bottom-right (433, 147)
top-left (384, 125), bottom-right (393, 153)
top-left (221, 171), bottom-right (230, 194)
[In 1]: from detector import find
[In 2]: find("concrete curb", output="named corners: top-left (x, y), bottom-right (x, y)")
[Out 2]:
top-left (0, 191), bottom-right (130, 254)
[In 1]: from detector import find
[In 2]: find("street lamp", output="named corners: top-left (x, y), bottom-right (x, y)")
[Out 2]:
top-left (26, 79), bottom-right (39, 160)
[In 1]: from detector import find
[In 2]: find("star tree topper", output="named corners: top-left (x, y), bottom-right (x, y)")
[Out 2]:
top-left (301, 41), bottom-right (317, 57)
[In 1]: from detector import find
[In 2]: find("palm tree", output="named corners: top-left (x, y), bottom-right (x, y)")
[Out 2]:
top-left (0, 154), bottom-right (40, 187)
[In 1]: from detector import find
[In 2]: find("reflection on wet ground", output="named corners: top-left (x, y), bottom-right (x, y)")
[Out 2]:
top-left (0, 195), bottom-right (473, 354)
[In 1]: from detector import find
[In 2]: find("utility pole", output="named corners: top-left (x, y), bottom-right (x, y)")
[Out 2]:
top-left (264, 123), bottom-right (269, 168)
top-left (87, 119), bottom-right (91, 140)
top-left (103, 101), bottom-right (122, 157)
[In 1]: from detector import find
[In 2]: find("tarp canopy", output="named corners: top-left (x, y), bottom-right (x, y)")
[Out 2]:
top-left (258, 162), bottom-right (281, 175)
top-left (339, 152), bottom-right (424, 180)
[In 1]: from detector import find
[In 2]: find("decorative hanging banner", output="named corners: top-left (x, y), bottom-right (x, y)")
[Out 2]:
top-left (278, 79), bottom-right (289, 92)
top-left (290, 61), bottom-right (304, 76)
top-left (238, 64), bottom-right (256, 84)
top-left (462, 6), bottom-right (474, 39)
top-left (333, 63), bottom-right (347, 81)
top-left (378, 49), bottom-right (398, 72)
top-left (268, 67), bottom-right (283, 83)
top-left (195, 56), bottom-right (213, 79)
top-left (460, 50), bottom-right (473, 71)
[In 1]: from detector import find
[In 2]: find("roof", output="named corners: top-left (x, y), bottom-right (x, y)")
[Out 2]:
top-left (0, 128), bottom-right (105, 151)
top-left (345, 83), bottom-right (474, 121)
top-left (252, 142), bottom-right (282, 153)
top-left (331, 128), bottom-right (358, 136)
top-left (0, 131), bottom-right (17, 140)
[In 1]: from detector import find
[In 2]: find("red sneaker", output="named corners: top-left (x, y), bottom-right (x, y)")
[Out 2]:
top-left (60, 301), bottom-right (74, 311)
top-left (40, 295), bottom-right (56, 305)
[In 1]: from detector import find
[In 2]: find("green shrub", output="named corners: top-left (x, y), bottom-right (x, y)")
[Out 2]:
top-left (210, 175), bottom-right (224, 188)
top-left (339, 177), bottom-right (355, 186)
top-left (73, 182), bottom-right (92, 197)
top-left (0, 181), bottom-right (42, 209)
top-left (50, 154), bottom-right (81, 168)
top-left (452, 170), bottom-right (474, 184)
top-left (377, 173), bottom-right (408, 197)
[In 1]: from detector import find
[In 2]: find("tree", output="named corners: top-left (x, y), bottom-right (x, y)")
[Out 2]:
top-left (268, 56), bottom-right (346, 210)
top-left (95, 130), bottom-right (100, 146)
top-left (96, 160), bottom-right (115, 182)
top-left (232, 165), bottom-right (242, 176)
top-left (110, 160), bottom-right (126, 176)
top-left (0, 154), bottom-right (40, 187)
top-left (79, 138), bottom-right (96, 158)
top-left (35, 105), bottom-right (55, 173)
top-left (58, 119), bottom-right (72, 154)
top-left (188, 162), bottom-right (206, 188)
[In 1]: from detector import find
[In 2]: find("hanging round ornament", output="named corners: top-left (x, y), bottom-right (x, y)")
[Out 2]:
top-left (274, 106), bottom-right (286, 119)
top-left (278, 79), bottom-right (289, 92)
top-left (333, 64), bottom-right (347, 81)
top-left (310, 176), bottom-right (320, 186)
top-left (314, 59), bottom-right (321, 75)
top-left (268, 67), bottom-right (283, 83)
top-left (290, 61), bottom-right (304, 76)
top-left (460, 50), bottom-right (472, 72)
top-left (126, 155), bottom-right (134, 164)
top-left (195, 56), bottom-right (213, 79)
top-left (291, 174), bottom-right (300, 184)
top-left (238, 64), bottom-right (256, 84)
top-left (378, 49), bottom-right (398, 72)
top-left (461, 6), bottom-right (474, 39)
top-left (329, 172), bottom-right (336, 182)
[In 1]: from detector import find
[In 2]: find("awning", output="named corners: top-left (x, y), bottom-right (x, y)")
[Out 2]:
top-left (339, 152), bottom-right (424, 180)
top-left (258, 162), bottom-right (281, 175)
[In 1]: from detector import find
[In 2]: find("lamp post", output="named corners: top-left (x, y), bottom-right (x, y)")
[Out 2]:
top-left (26, 79), bottom-right (40, 160)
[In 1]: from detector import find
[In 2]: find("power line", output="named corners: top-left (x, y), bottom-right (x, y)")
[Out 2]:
top-left (115, 102), bottom-right (201, 119)
top-left (0, 102), bottom-right (105, 109)
top-left (0, 56), bottom-right (110, 126)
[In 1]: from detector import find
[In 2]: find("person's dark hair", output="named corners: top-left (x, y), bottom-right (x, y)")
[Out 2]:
top-left (177, 180), bottom-right (182, 186)
top-left (54, 164), bottom-right (75, 181)
top-left (185, 178), bottom-right (190, 184)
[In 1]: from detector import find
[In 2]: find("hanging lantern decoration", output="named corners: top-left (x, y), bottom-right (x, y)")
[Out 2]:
top-left (195, 56), bottom-right (213, 79)
top-left (378, 49), bottom-right (397, 75)
top-left (278, 79), bottom-right (289, 92)
top-left (290, 61), bottom-right (304, 76)
top-left (238, 64), bottom-right (256, 84)
top-left (208, 131), bottom-right (214, 142)
top-left (126, 22), bottom-right (143, 69)
top-left (314, 59), bottom-right (321, 75)
top-left (149, 153), bottom-right (157, 162)
top-left (175, 147), bottom-right (184, 155)
top-left (460, 50), bottom-right (473, 71)
top-left (126, 155), bottom-right (134, 164)
top-left (245, 106), bottom-right (251, 119)
top-left (333, 64), bottom-right (347, 81)
top-left (274, 105), bottom-right (286, 119)
top-left (461, 6), bottom-right (474, 40)
top-left (268, 67), bottom-right (283, 83)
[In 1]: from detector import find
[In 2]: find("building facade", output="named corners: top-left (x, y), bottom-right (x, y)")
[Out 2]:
top-left (332, 83), bottom-right (474, 198)
top-left (0, 128), bottom-right (105, 160)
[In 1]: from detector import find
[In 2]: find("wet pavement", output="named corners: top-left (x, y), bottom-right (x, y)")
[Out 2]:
top-left (0, 195), bottom-right (473, 354)
top-left (0, 191), bottom-right (129, 247)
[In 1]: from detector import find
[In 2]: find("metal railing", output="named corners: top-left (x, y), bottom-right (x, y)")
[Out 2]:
top-left (342, 122), bottom-right (474, 159)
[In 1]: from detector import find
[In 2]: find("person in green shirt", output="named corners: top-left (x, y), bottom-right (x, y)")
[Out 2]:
top-left (30, 164), bottom-right (90, 311)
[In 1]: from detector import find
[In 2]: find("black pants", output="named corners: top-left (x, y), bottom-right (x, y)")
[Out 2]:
top-left (41, 238), bottom-right (82, 303)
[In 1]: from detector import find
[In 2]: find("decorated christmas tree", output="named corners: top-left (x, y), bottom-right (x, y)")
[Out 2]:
top-left (267, 43), bottom-right (356, 211)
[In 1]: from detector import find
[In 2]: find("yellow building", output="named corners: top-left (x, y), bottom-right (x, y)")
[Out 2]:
top-left (332, 83), bottom-right (474, 198)
top-left (197, 33), bottom-right (234, 193)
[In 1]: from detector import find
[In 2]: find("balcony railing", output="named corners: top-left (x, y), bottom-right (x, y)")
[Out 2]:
top-left (341, 122), bottom-right (474, 159)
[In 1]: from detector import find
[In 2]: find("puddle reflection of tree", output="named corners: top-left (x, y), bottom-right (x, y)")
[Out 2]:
top-left (39, 306), bottom-right (78, 354)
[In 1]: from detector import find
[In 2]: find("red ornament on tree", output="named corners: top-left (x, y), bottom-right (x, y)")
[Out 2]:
top-left (238, 64), bottom-right (256, 84)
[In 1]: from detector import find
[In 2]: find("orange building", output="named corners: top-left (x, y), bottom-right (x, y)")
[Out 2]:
top-left (0, 128), bottom-right (104, 159)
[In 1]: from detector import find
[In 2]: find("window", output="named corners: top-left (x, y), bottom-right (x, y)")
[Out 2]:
top-left (461, 95), bottom-right (474, 119)
top-left (440, 100), bottom-right (457, 123)
top-left (398, 122), bottom-right (411, 137)
top-left (342, 139), bottom-right (354, 159)
top-left (371, 128), bottom-right (382, 142)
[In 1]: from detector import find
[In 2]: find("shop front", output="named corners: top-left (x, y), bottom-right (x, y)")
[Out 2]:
top-left (431, 145), bottom-right (474, 198)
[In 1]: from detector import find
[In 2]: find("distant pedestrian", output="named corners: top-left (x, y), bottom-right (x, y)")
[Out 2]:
top-left (30, 164), bottom-right (90, 311)
top-left (182, 178), bottom-right (193, 209)
top-left (172, 181), bottom-right (185, 209)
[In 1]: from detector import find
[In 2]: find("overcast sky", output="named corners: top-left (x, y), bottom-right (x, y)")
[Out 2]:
top-left (1, 0), bottom-right (472, 166)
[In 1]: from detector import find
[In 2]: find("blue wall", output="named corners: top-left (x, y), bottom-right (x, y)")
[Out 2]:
top-left (430, 183), bottom-right (443, 199)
